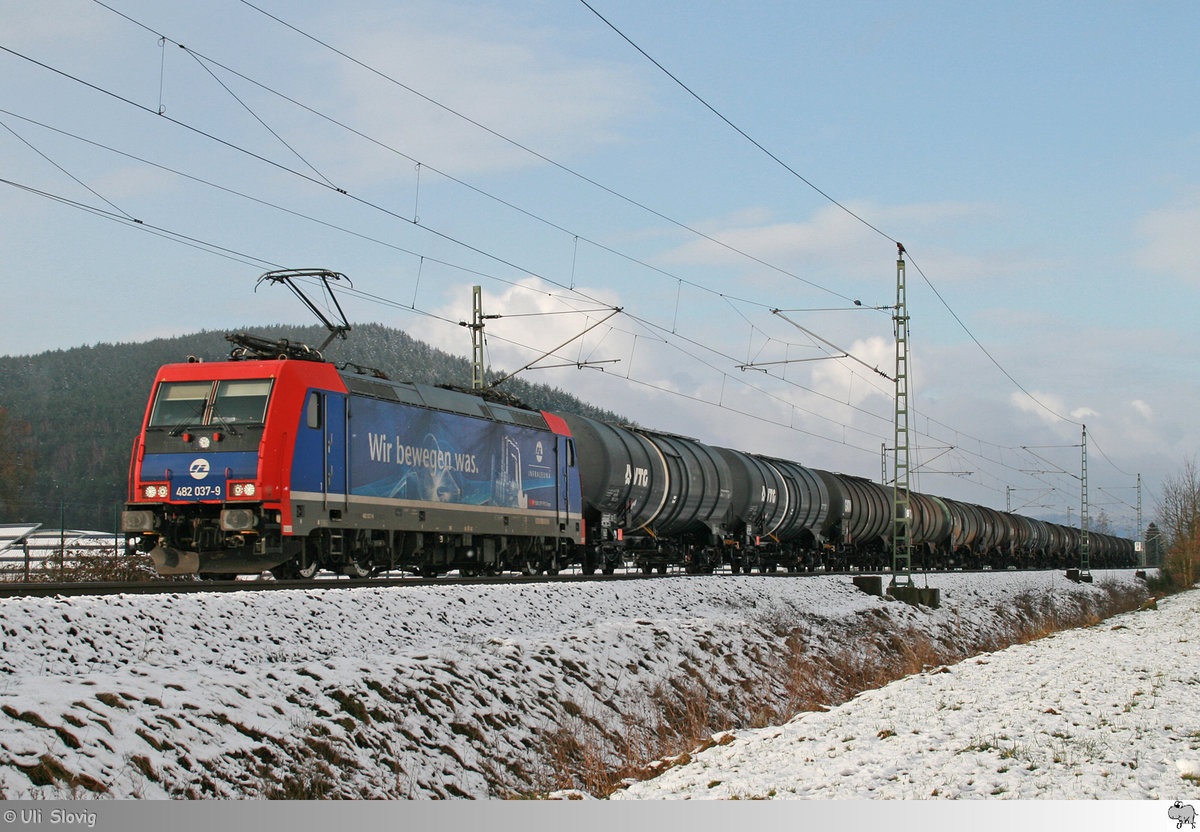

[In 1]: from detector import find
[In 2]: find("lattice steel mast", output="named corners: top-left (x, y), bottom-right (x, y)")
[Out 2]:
top-left (891, 244), bottom-right (914, 588)
top-left (1137, 473), bottom-right (1144, 568)
top-left (1079, 423), bottom-right (1091, 580)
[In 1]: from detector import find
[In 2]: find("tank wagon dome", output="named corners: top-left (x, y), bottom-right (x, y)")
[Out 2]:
top-left (713, 448), bottom-right (789, 536)
top-left (909, 492), bottom-right (951, 548)
top-left (639, 431), bottom-right (733, 537)
top-left (556, 413), bottom-right (668, 531)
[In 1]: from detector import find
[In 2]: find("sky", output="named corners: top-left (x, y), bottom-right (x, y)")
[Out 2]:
top-left (3, 0), bottom-right (1198, 534)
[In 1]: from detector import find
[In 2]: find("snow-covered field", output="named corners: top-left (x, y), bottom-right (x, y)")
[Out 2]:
top-left (614, 580), bottom-right (1200, 800)
top-left (0, 569), bottom-right (1184, 801)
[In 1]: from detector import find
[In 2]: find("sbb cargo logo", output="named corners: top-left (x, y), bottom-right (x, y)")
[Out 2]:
top-left (189, 458), bottom-right (211, 480)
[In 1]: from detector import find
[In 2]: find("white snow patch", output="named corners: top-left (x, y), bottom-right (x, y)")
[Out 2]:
top-left (615, 582), bottom-right (1200, 800)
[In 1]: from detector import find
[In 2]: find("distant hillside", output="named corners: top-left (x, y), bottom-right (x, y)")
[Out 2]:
top-left (0, 323), bottom-right (626, 531)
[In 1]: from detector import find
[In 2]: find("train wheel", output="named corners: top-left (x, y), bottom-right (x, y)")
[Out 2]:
top-left (343, 558), bottom-right (371, 578)
top-left (297, 557), bottom-right (320, 579)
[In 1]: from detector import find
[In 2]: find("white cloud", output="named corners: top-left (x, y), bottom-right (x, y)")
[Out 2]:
top-left (1130, 399), bottom-right (1153, 420)
top-left (1009, 390), bottom-right (1071, 427)
top-left (411, 277), bottom-right (626, 376)
top-left (318, 3), bottom-right (647, 179)
top-left (658, 203), bottom-right (884, 270)
top-left (809, 335), bottom-right (894, 408)
top-left (1134, 191), bottom-right (1200, 283)
top-left (654, 200), bottom-right (1014, 292)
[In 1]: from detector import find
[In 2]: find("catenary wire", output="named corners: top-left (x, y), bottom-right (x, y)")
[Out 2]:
top-left (574, 1), bottom-right (1135, 483)
top-left (224, 0), bottom-right (860, 304)
top-left (72, 5), bottom-right (1109, 473)
top-left (4, 13), bottom-right (1135, 502)
top-left (87, 0), bottom-right (868, 320)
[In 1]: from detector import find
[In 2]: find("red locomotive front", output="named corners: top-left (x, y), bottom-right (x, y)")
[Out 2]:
top-left (122, 356), bottom-right (344, 576)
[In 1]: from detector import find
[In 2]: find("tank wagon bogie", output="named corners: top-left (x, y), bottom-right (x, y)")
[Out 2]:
top-left (123, 343), bottom-right (1137, 579)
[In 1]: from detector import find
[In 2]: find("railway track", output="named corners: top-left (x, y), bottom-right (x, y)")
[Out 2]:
top-left (0, 571), bottom-right (648, 599)
top-left (0, 566), bottom-right (1126, 599)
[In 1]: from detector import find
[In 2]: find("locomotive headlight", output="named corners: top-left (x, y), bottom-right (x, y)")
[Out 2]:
top-left (228, 481), bottom-right (257, 498)
top-left (121, 510), bottom-right (156, 532)
top-left (198, 435), bottom-right (211, 449)
top-left (143, 485), bottom-right (156, 499)
top-left (156, 485), bottom-right (168, 498)
top-left (220, 508), bottom-right (256, 531)
top-left (142, 483), bottom-right (169, 499)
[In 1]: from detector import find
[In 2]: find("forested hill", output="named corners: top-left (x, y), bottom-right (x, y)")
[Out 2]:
top-left (0, 323), bottom-right (627, 532)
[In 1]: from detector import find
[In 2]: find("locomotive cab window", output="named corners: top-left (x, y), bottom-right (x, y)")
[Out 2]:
top-left (148, 381), bottom-right (212, 427)
top-left (147, 378), bottom-right (273, 427)
top-left (211, 379), bottom-right (272, 424)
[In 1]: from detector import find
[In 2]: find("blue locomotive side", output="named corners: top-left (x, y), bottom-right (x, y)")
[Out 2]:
top-left (347, 395), bottom-right (565, 511)
top-left (285, 379), bottom-right (584, 561)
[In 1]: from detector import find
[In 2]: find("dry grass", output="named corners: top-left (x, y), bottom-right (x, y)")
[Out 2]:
top-left (0, 547), bottom-right (164, 582)
top-left (528, 579), bottom-right (1150, 798)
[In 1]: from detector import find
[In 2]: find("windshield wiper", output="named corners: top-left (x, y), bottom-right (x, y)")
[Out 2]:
top-left (167, 412), bottom-right (205, 437)
top-left (207, 408), bottom-right (240, 437)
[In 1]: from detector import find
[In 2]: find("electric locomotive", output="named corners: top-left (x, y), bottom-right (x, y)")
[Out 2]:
top-left (122, 333), bottom-right (585, 578)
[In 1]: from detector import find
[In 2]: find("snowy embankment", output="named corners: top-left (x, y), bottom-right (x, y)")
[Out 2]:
top-left (615, 581), bottom-right (1200, 800)
top-left (0, 570), bottom-right (1162, 799)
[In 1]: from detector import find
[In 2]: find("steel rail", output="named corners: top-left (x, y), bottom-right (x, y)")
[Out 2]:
top-left (0, 567), bottom-right (1137, 599)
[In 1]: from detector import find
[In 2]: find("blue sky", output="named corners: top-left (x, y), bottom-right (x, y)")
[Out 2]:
top-left (3, 0), bottom-right (1198, 535)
